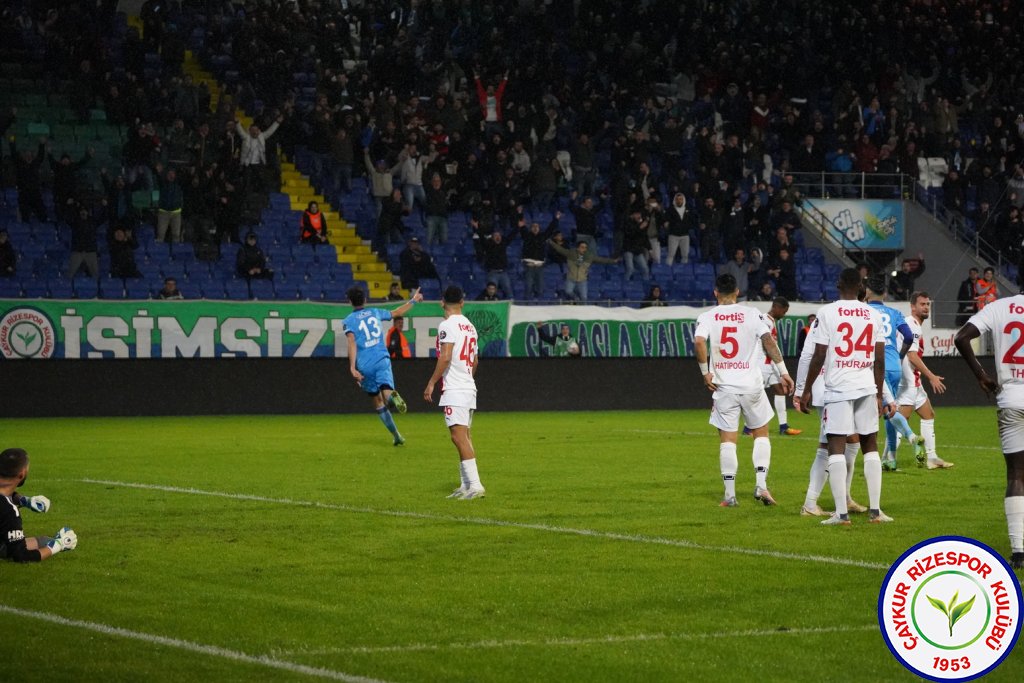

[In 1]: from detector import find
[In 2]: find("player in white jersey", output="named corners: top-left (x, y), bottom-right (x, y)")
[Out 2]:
top-left (695, 273), bottom-right (794, 507)
top-left (424, 285), bottom-right (485, 500)
top-left (955, 292), bottom-right (1024, 569)
top-left (798, 267), bottom-right (891, 525)
top-left (759, 296), bottom-right (803, 436)
top-left (896, 291), bottom-right (953, 469)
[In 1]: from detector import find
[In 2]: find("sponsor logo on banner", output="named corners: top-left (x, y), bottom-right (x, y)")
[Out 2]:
top-left (0, 307), bottom-right (56, 359)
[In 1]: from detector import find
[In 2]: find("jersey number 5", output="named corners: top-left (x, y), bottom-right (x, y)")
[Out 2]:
top-left (835, 322), bottom-right (874, 358)
top-left (719, 327), bottom-right (739, 359)
top-left (1003, 321), bottom-right (1024, 364)
top-left (459, 337), bottom-right (477, 368)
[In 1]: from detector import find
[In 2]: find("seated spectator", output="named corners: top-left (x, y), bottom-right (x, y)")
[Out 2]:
top-left (0, 231), bottom-right (15, 278)
top-left (476, 282), bottom-right (501, 301)
top-left (642, 285), bottom-right (668, 307)
top-left (236, 232), bottom-right (273, 280)
top-left (753, 280), bottom-right (776, 302)
top-left (300, 201), bottom-right (328, 245)
top-left (888, 256), bottom-right (925, 301)
top-left (771, 200), bottom-right (802, 234)
top-left (386, 317), bottom-right (412, 359)
top-left (109, 227), bottom-right (141, 279)
top-left (157, 277), bottom-right (183, 300)
top-left (398, 237), bottom-right (440, 289)
top-left (386, 282), bottom-right (404, 301)
top-left (975, 267), bottom-right (998, 310)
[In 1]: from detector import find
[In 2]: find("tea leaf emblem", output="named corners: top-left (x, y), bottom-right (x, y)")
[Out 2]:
top-left (927, 590), bottom-right (976, 637)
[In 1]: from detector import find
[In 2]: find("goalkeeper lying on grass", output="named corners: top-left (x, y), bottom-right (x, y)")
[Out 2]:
top-left (0, 448), bottom-right (77, 562)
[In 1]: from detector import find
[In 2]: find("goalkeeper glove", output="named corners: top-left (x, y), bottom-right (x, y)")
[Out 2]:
top-left (46, 527), bottom-right (78, 555)
top-left (17, 494), bottom-right (50, 513)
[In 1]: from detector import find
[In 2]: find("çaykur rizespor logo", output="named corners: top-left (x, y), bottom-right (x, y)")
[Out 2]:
top-left (879, 537), bottom-right (1021, 681)
top-left (0, 308), bottom-right (56, 359)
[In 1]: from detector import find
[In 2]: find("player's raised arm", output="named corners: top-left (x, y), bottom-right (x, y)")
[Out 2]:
top-left (392, 287), bottom-right (424, 317)
top-left (955, 323), bottom-right (999, 397)
top-left (424, 340), bottom-right (453, 402)
top-left (694, 335), bottom-right (715, 391)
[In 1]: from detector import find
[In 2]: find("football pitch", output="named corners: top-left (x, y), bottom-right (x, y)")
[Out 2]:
top-left (3, 407), bottom-right (1022, 682)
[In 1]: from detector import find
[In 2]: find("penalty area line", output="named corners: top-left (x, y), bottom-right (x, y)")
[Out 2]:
top-left (78, 478), bottom-right (887, 570)
top-left (621, 428), bottom-right (996, 451)
top-left (0, 605), bottom-right (393, 683)
top-left (276, 624), bottom-right (879, 657)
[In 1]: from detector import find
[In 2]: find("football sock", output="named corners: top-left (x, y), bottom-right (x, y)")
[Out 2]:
top-left (827, 454), bottom-right (848, 516)
top-left (774, 395), bottom-right (788, 427)
top-left (921, 418), bottom-right (937, 457)
top-left (884, 418), bottom-right (898, 459)
top-left (460, 458), bottom-right (483, 490)
top-left (1006, 497), bottom-right (1024, 553)
top-left (459, 464), bottom-right (470, 490)
top-left (863, 451), bottom-right (882, 511)
top-left (376, 407), bottom-right (399, 437)
top-left (891, 411), bottom-right (915, 441)
top-left (752, 437), bottom-right (770, 489)
top-left (720, 442), bottom-right (738, 499)
top-left (804, 447), bottom-right (829, 508)
top-left (845, 442), bottom-right (859, 496)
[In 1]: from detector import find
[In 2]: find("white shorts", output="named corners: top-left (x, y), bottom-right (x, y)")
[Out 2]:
top-left (997, 408), bottom-right (1024, 454)
top-left (443, 405), bottom-right (474, 428)
top-left (897, 381), bottom-right (928, 410)
top-left (710, 391), bottom-right (773, 432)
top-left (761, 364), bottom-right (782, 388)
top-left (822, 395), bottom-right (879, 436)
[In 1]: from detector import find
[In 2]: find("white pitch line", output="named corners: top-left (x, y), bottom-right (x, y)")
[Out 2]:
top-left (276, 624), bottom-right (878, 657)
top-left (0, 604), bottom-right (394, 683)
top-left (78, 478), bottom-right (888, 570)
top-left (622, 429), bottom-right (997, 451)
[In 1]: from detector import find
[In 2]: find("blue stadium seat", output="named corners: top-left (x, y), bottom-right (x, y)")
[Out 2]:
top-left (224, 280), bottom-right (250, 299)
top-left (248, 279), bottom-right (275, 299)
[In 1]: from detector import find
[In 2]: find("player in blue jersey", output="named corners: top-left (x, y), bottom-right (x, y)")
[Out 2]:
top-left (865, 276), bottom-right (922, 470)
top-left (344, 286), bottom-right (423, 445)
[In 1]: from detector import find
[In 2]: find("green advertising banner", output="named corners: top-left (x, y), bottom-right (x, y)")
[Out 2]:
top-left (0, 299), bottom-right (510, 359)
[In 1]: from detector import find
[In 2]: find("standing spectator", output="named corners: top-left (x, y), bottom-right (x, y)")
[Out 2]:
top-left (156, 166), bottom-right (183, 243)
top-left (109, 227), bottom-right (141, 279)
top-left (719, 248), bottom-right (753, 301)
top-left (363, 148), bottom-right (396, 217)
top-left (398, 237), bottom-right (440, 289)
top-left (237, 114), bottom-right (283, 196)
top-left (386, 317), bottom-right (412, 359)
top-left (49, 147), bottom-right (92, 224)
top-left (9, 138), bottom-right (47, 222)
top-left (698, 196), bottom-right (722, 263)
top-left (888, 256), bottom-right (925, 301)
top-left (975, 267), bottom-right (999, 310)
top-left (569, 192), bottom-right (602, 251)
top-left (475, 70), bottom-right (508, 135)
top-left (67, 204), bottom-right (100, 279)
top-left (300, 201), bottom-right (328, 245)
top-left (157, 277), bottom-right (183, 300)
top-left (396, 143), bottom-right (438, 212)
top-left (477, 230), bottom-right (514, 299)
top-left (664, 192), bottom-right (693, 265)
top-left (767, 227), bottom-right (798, 262)
top-left (331, 128), bottom-right (354, 195)
top-left (0, 231), bottom-right (16, 278)
top-left (375, 189), bottom-right (409, 259)
top-left (531, 158), bottom-right (561, 213)
top-left (546, 239), bottom-right (618, 303)
top-left (622, 208), bottom-right (652, 281)
top-left (235, 232), bottom-right (273, 280)
top-left (956, 267), bottom-right (980, 326)
top-left (519, 215), bottom-right (558, 300)
top-left (722, 196), bottom-right (746, 258)
top-left (769, 247), bottom-right (798, 301)
top-left (424, 174), bottom-right (449, 245)
top-left (645, 196), bottom-right (664, 265)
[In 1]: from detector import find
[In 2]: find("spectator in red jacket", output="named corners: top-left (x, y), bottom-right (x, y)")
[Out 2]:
top-left (475, 69), bottom-right (508, 135)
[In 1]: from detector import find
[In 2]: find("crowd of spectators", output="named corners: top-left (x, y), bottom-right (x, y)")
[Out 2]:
top-left (4, 0), bottom-right (1024, 301)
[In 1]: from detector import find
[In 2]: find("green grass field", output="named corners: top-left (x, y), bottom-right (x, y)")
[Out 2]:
top-left (2, 407), bottom-right (1022, 682)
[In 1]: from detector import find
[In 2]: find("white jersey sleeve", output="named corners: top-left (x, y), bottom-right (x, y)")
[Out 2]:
top-left (967, 295), bottom-right (1024, 409)
top-left (436, 314), bottom-right (478, 407)
top-left (696, 304), bottom-right (773, 396)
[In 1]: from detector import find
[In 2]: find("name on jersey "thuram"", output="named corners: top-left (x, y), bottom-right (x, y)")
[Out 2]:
top-left (54, 310), bottom-right (447, 358)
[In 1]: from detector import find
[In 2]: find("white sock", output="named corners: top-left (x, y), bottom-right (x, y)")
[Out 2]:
top-left (845, 442), bottom-right (859, 497)
top-left (459, 464), bottom-right (470, 489)
top-left (863, 451), bottom-right (882, 511)
top-left (804, 447), bottom-right (829, 509)
top-left (1006, 497), bottom-right (1024, 553)
top-left (828, 455), bottom-right (848, 516)
top-left (720, 442), bottom-right (738, 499)
top-left (921, 418), bottom-right (937, 458)
top-left (460, 458), bottom-right (482, 490)
top-left (774, 395), bottom-right (788, 427)
top-left (752, 437), bottom-right (771, 489)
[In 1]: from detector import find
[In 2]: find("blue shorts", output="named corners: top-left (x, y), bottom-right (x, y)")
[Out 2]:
top-left (884, 369), bottom-right (902, 398)
top-left (358, 356), bottom-right (395, 396)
